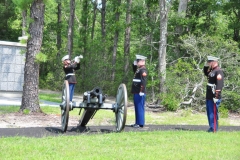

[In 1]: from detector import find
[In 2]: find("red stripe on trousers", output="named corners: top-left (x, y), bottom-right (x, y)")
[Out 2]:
top-left (214, 103), bottom-right (217, 132)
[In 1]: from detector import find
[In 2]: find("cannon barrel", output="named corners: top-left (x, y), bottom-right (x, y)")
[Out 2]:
top-left (83, 87), bottom-right (106, 103)
top-left (89, 87), bottom-right (102, 97)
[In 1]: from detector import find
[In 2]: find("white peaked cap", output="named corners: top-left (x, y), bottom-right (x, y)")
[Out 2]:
top-left (62, 55), bottom-right (69, 62)
top-left (207, 56), bottom-right (219, 61)
top-left (136, 54), bottom-right (147, 60)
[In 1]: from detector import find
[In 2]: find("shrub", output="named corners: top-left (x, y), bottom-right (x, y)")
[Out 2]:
top-left (160, 93), bottom-right (180, 111)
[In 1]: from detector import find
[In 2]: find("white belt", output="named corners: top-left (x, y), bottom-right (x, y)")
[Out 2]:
top-left (66, 73), bottom-right (75, 77)
top-left (133, 79), bottom-right (141, 82)
top-left (207, 83), bottom-right (215, 87)
top-left (207, 83), bottom-right (216, 94)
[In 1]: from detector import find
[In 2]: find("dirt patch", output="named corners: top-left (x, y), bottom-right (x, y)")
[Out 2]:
top-left (0, 112), bottom-right (80, 128)
top-left (0, 108), bottom-right (239, 128)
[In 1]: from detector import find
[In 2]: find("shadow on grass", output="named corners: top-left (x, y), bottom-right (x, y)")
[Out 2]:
top-left (45, 126), bottom-right (114, 135)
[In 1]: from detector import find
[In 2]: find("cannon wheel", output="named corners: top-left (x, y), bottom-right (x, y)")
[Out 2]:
top-left (115, 83), bottom-right (127, 132)
top-left (61, 80), bottom-right (70, 132)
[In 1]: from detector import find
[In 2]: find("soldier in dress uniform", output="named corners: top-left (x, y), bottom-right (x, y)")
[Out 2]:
top-left (131, 54), bottom-right (148, 128)
top-left (203, 56), bottom-right (224, 132)
top-left (62, 55), bottom-right (82, 105)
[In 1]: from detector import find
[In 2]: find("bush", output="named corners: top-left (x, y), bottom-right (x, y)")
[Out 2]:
top-left (218, 104), bottom-right (229, 118)
top-left (222, 91), bottom-right (240, 112)
top-left (160, 93), bottom-right (180, 111)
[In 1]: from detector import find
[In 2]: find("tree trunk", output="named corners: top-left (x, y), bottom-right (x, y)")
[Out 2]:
top-left (81, 0), bottom-right (89, 55)
top-left (158, 0), bottom-right (168, 94)
top-left (21, 0), bottom-right (45, 113)
top-left (57, 1), bottom-right (62, 58)
top-left (176, 0), bottom-right (188, 35)
top-left (233, 10), bottom-right (240, 42)
top-left (100, 0), bottom-right (108, 81)
top-left (111, 0), bottom-right (121, 81)
top-left (100, 0), bottom-right (107, 61)
top-left (91, 0), bottom-right (97, 40)
top-left (22, 9), bottom-right (27, 36)
top-left (101, 0), bottom-right (106, 40)
top-left (80, 0), bottom-right (89, 91)
top-left (174, 0), bottom-right (188, 57)
top-left (67, 0), bottom-right (75, 59)
top-left (122, 0), bottom-right (132, 84)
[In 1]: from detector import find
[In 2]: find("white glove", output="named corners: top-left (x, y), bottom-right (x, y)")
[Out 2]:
top-left (74, 55), bottom-right (83, 63)
top-left (133, 60), bottom-right (137, 65)
top-left (213, 98), bottom-right (219, 103)
top-left (139, 92), bottom-right (144, 96)
top-left (78, 55), bottom-right (83, 59)
top-left (74, 57), bottom-right (80, 63)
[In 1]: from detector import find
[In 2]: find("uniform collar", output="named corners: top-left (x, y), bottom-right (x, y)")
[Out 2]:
top-left (138, 65), bottom-right (145, 68)
top-left (212, 66), bottom-right (219, 70)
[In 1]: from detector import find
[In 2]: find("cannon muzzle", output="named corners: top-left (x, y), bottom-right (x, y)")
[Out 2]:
top-left (83, 87), bottom-right (106, 104)
top-left (90, 87), bottom-right (102, 97)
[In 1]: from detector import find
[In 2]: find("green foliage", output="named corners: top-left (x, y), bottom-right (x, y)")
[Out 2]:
top-left (218, 104), bottom-right (229, 118)
top-left (1, 0), bottom-right (240, 114)
top-left (12, 0), bottom-right (33, 10)
top-left (223, 91), bottom-right (240, 112)
top-left (35, 52), bottom-right (48, 63)
top-left (159, 93), bottom-right (179, 111)
top-left (23, 108), bottom-right (30, 114)
top-left (0, 1), bottom-right (21, 41)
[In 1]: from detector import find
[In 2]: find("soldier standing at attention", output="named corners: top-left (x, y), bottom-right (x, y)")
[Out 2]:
top-left (62, 55), bottom-right (82, 106)
top-left (203, 56), bottom-right (224, 132)
top-left (131, 54), bottom-right (148, 128)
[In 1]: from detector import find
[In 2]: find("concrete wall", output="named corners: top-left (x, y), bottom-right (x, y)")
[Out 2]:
top-left (0, 41), bottom-right (26, 91)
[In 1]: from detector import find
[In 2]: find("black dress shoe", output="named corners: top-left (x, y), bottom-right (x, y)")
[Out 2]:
top-left (207, 128), bottom-right (213, 132)
top-left (131, 124), bottom-right (140, 128)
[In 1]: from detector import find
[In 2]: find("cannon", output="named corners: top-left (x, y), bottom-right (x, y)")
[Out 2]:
top-left (60, 80), bottom-right (128, 132)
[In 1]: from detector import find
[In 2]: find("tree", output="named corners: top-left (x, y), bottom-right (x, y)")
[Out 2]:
top-left (111, 0), bottom-right (122, 81)
top-left (176, 0), bottom-right (188, 34)
top-left (222, 0), bottom-right (240, 45)
top-left (56, 0), bottom-right (62, 58)
top-left (67, 0), bottom-right (75, 58)
top-left (158, 0), bottom-right (168, 94)
top-left (21, 0), bottom-right (45, 113)
top-left (123, 0), bottom-right (132, 84)
top-left (91, 0), bottom-right (98, 40)
top-left (12, 0), bottom-right (32, 37)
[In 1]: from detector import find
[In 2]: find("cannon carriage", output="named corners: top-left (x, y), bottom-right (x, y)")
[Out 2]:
top-left (60, 80), bottom-right (128, 132)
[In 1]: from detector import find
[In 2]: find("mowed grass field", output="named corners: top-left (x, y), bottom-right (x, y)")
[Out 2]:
top-left (0, 92), bottom-right (240, 159)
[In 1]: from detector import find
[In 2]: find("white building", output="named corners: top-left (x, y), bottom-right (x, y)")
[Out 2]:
top-left (0, 40), bottom-right (26, 91)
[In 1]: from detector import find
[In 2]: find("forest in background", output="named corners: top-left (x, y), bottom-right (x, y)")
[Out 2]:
top-left (0, 0), bottom-right (240, 113)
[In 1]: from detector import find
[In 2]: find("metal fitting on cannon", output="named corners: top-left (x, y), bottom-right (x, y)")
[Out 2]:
top-left (83, 87), bottom-right (106, 104)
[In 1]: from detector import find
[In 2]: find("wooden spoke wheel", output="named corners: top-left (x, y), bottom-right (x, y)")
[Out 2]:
top-left (115, 83), bottom-right (127, 132)
top-left (61, 80), bottom-right (70, 132)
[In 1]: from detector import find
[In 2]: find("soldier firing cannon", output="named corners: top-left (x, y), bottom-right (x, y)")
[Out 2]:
top-left (60, 81), bottom-right (128, 132)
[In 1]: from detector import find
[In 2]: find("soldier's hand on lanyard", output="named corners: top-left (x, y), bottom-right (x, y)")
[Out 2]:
top-left (213, 98), bottom-right (219, 103)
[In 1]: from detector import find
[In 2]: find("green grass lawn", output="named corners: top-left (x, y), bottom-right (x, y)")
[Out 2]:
top-left (39, 92), bottom-right (62, 103)
top-left (0, 92), bottom-right (240, 159)
top-left (0, 131), bottom-right (240, 160)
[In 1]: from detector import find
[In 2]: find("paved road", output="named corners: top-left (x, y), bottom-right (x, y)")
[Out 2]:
top-left (0, 91), bottom-right (60, 107)
top-left (1, 125), bottom-right (240, 138)
top-left (0, 90), bottom-right (115, 107)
